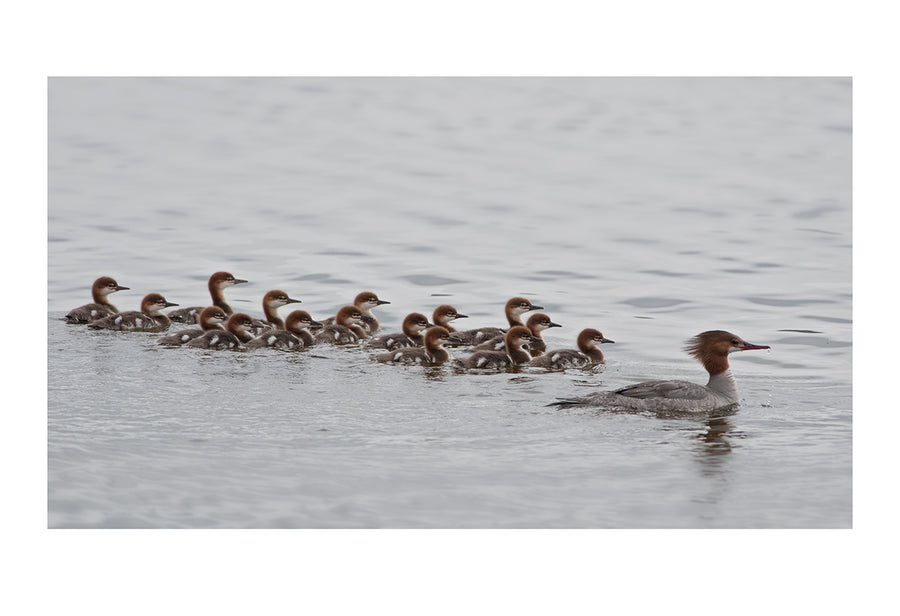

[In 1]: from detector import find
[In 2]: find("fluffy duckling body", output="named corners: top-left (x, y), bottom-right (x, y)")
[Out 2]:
top-left (157, 306), bottom-right (228, 346)
top-left (185, 313), bottom-right (255, 350)
top-left (65, 276), bottom-right (129, 323)
top-left (365, 312), bottom-right (433, 350)
top-left (373, 326), bottom-right (458, 365)
top-left (314, 305), bottom-right (373, 345)
top-left (245, 310), bottom-right (322, 350)
top-left (88, 293), bottom-right (178, 332)
top-left (528, 328), bottom-right (614, 369)
top-left (455, 325), bottom-right (541, 370)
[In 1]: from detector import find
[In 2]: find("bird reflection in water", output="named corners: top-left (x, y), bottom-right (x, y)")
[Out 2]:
top-left (423, 366), bottom-right (447, 382)
top-left (697, 416), bottom-right (738, 455)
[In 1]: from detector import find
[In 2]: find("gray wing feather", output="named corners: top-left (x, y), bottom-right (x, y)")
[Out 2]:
top-left (614, 380), bottom-right (709, 400)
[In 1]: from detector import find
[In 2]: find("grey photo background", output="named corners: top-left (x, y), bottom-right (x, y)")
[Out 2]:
top-left (48, 77), bottom-right (851, 528)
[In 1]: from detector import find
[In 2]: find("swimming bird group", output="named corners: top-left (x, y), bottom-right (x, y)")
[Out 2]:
top-left (64, 272), bottom-right (770, 412)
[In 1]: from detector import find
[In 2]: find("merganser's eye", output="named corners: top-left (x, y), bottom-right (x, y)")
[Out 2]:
top-left (731, 339), bottom-right (740, 345)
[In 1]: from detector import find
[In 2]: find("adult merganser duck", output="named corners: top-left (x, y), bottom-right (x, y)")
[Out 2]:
top-left (471, 312), bottom-right (560, 354)
top-left (372, 326), bottom-right (459, 365)
top-left (65, 276), bottom-right (129, 323)
top-left (452, 297), bottom-right (543, 346)
top-left (454, 325), bottom-right (541, 370)
top-left (185, 313), bottom-right (255, 350)
top-left (157, 306), bottom-right (228, 346)
top-left (87, 293), bottom-right (178, 332)
top-left (550, 330), bottom-right (769, 412)
top-left (365, 312), bottom-right (434, 350)
top-left (528, 328), bottom-right (614, 369)
top-left (168, 271), bottom-right (248, 324)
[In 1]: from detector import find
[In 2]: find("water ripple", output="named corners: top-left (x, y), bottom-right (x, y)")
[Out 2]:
top-left (292, 273), bottom-right (354, 285)
top-left (639, 269), bottom-right (693, 278)
top-left (401, 274), bottom-right (463, 286)
top-left (621, 297), bottom-right (689, 309)
top-left (746, 296), bottom-right (836, 307)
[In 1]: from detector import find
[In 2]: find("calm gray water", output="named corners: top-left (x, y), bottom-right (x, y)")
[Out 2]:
top-left (48, 77), bottom-right (851, 528)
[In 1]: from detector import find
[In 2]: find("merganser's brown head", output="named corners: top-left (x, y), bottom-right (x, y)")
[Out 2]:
top-left (263, 289), bottom-right (301, 309)
top-left (684, 330), bottom-right (770, 375)
top-left (285, 310), bottom-right (322, 333)
top-left (92, 276), bottom-right (129, 302)
top-left (209, 271), bottom-right (248, 291)
top-left (141, 293), bottom-right (178, 315)
top-left (525, 313), bottom-right (562, 335)
top-left (577, 328), bottom-right (615, 351)
top-left (354, 291), bottom-right (390, 311)
top-left (198, 306), bottom-right (228, 330)
top-left (401, 313), bottom-right (433, 336)
top-left (505, 325), bottom-right (542, 352)
top-left (225, 313), bottom-right (256, 335)
top-left (335, 305), bottom-right (366, 327)
top-left (507, 297), bottom-right (543, 314)
top-left (433, 304), bottom-right (468, 326)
